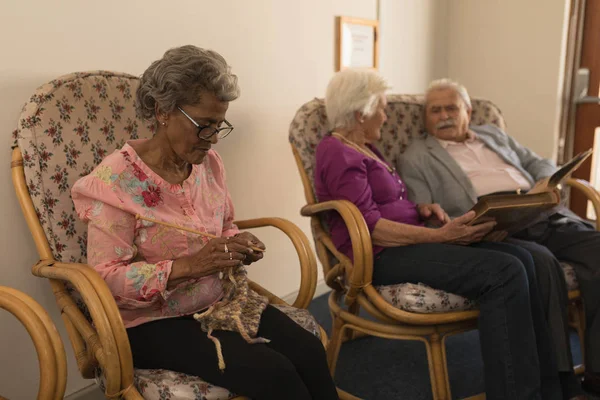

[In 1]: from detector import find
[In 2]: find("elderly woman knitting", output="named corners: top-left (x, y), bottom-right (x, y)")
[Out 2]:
top-left (72, 45), bottom-right (338, 400)
top-left (315, 69), bottom-right (565, 400)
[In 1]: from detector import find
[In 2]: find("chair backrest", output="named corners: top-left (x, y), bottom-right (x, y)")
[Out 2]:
top-left (13, 71), bottom-right (154, 263)
top-left (288, 94), bottom-right (506, 205)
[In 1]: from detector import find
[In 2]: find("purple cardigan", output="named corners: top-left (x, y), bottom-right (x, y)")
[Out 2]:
top-left (314, 135), bottom-right (423, 260)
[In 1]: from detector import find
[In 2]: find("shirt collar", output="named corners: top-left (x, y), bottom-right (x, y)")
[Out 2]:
top-left (435, 129), bottom-right (477, 148)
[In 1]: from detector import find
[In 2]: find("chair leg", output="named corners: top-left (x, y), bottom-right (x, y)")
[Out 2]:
top-left (576, 299), bottom-right (586, 368)
top-left (344, 302), bottom-right (360, 341)
top-left (327, 316), bottom-right (345, 376)
top-left (569, 299), bottom-right (586, 369)
top-left (429, 332), bottom-right (450, 400)
top-left (566, 297), bottom-right (586, 374)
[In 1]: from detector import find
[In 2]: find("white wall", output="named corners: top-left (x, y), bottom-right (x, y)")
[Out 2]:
top-left (0, 1), bottom-right (446, 398)
top-left (446, 0), bottom-right (569, 160)
top-left (379, 0), bottom-right (448, 92)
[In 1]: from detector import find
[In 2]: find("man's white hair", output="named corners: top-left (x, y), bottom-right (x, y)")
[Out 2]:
top-left (426, 78), bottom-right (472, 109)
top-left (325, 68), bottom-right (390, 130)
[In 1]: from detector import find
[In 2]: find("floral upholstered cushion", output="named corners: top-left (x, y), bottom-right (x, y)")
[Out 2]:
top-left (13, 71), bottom-right (156, 325)
top-left (288, 94), bottom-right (580, 314)
top-left (271, 303), bottom-right (321, 338)
top-left (375, 261), bottom-right (578, 314)
top-left (13, 71), bottom-right (155, 264)
top-left (375, 283), bottom-right (477, 313)
top-left (95, 305), bottom-right (321, 400)
top-left (134, 371), bottom-right (235, 400)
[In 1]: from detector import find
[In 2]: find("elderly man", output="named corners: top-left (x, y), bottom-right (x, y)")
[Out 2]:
top-left (399, 79), bottom-right (600, 398)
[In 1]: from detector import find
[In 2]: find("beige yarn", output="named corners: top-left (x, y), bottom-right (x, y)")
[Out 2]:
top-left (193, 265), bottom-right (269, 371)
top-left (133, 215), bottom-right (270, 371)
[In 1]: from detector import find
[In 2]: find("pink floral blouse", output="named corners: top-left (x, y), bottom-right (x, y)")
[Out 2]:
top-left (72, 140), bottom-right (239, 328)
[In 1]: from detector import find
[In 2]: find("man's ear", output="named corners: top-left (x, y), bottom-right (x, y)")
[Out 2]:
top-left (466, 107), bottom-right (472, 124)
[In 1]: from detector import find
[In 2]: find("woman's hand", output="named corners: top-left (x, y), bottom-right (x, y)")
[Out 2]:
top-left (170, 236), bottom-right (256, 284)
top-left (233, 231), bottom-right (266, 265)
top-left (436, 211), bottom-right (496, 245)
top-left (418, 203), bottom-right (450, 226)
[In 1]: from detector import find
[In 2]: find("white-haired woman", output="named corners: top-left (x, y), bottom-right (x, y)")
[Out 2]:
top-left (314, 68), bottom-right (563, 399)
top-left (72, 45), bottom-right (338, 400)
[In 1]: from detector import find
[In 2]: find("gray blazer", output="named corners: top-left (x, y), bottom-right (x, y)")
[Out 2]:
top-left (398, 124), bottom-right (557, 218)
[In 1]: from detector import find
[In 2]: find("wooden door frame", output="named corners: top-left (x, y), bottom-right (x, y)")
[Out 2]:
top-left (558, 0), bottom-right (600, 218)
top-left (557, 0), bottom-right (586, 165)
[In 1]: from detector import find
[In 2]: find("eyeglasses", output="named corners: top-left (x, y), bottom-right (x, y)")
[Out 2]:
top-left (177, 106), bottom-right (234, 140)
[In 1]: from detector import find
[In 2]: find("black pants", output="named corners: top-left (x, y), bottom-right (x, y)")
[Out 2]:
top-left (506, 238), bottom-right (574, 373)
top-left (127, 305), bottom-right (339, 400)
top-left (373, 241), bottom-right (561, 400)
top-left (515, 213), bottom-right (600, 373)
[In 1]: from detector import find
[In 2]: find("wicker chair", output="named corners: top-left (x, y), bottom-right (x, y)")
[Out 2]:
top-left (10, 71), bottom-right (344, 400)
top-left (0, 286), bottom-right (67, 400)
top-left (288, 94), bottom-right (600, 400)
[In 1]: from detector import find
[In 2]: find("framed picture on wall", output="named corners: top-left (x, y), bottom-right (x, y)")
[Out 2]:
top-left (335, 16), bottom-right (379, 71)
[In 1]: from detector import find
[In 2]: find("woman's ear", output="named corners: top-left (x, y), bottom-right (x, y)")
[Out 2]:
top-left (354, 110), bottom-right (365, 124)
top-left (154, 103), bottom-right (169, 126)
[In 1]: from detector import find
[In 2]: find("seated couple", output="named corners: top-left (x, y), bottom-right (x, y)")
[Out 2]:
top-left (315, 69), bottom-right (600, 400)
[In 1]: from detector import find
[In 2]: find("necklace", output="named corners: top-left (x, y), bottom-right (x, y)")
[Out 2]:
top-left (331, 132), bottom-right (406, 198)
top-left (331, 132), bottom-right (395, 174)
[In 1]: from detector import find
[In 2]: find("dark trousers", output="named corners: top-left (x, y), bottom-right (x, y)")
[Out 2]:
top-left (515, 213), bottom-right (600, 373)
top-left (127, 305), bottom-right (339, 400)
top-left (506, 238), bottom-right (574, 373)
top-left (373, 241), bottom-right (561, 400)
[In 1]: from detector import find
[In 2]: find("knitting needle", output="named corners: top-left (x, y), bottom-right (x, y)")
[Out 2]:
top-left (135, 214), bottom-right (265, 253)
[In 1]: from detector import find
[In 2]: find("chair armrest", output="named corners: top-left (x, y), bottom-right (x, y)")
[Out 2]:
top-left (301, 200), bottom-right (374, 304)
top-left (32, 260), bottom-right (139, 398)
top-left (565, 178), bottom-right (600, 230)
top-left (0, 286), bottom-right (67, 400)
top-left (234, 217), bottom-right (316, 309)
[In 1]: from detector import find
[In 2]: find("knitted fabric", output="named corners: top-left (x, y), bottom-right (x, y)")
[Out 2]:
top-left (194, 266), bottom-right (269, 371)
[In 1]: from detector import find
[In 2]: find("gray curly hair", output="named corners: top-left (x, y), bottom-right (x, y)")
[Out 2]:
top-left (135, 45), bottom-right (240, 121)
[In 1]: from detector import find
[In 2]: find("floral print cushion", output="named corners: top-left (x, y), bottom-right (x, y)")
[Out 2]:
top-left (375, 282), bottom-right (477, 313)
top-left (96, 305), bottom-right (321, 399)
top-left (271, 303), bottom-right (321, 338)
top-left (133, 370), bottom-right (235, 400)
top-left (13, 71), bottom-right (155, 326)
top-left (375, 262), bottom-right (579, 313)
top-left (13, 71), bottom-right (155, 264)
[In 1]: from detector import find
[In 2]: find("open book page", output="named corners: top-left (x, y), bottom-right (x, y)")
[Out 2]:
top-left (465, 149), bottom-right (593, 234)
top-left (468, 189), bottom-right (561, 234)
top-left (528, 149), bottom-right (593, 194)
top-left (549, 148), bottom-right (593, 186)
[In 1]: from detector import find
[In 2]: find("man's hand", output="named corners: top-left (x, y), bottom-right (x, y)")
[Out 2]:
top-left (233, 231), bottom-right (266, 265)
top-left (418, 203), bottom-right (450, 226)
